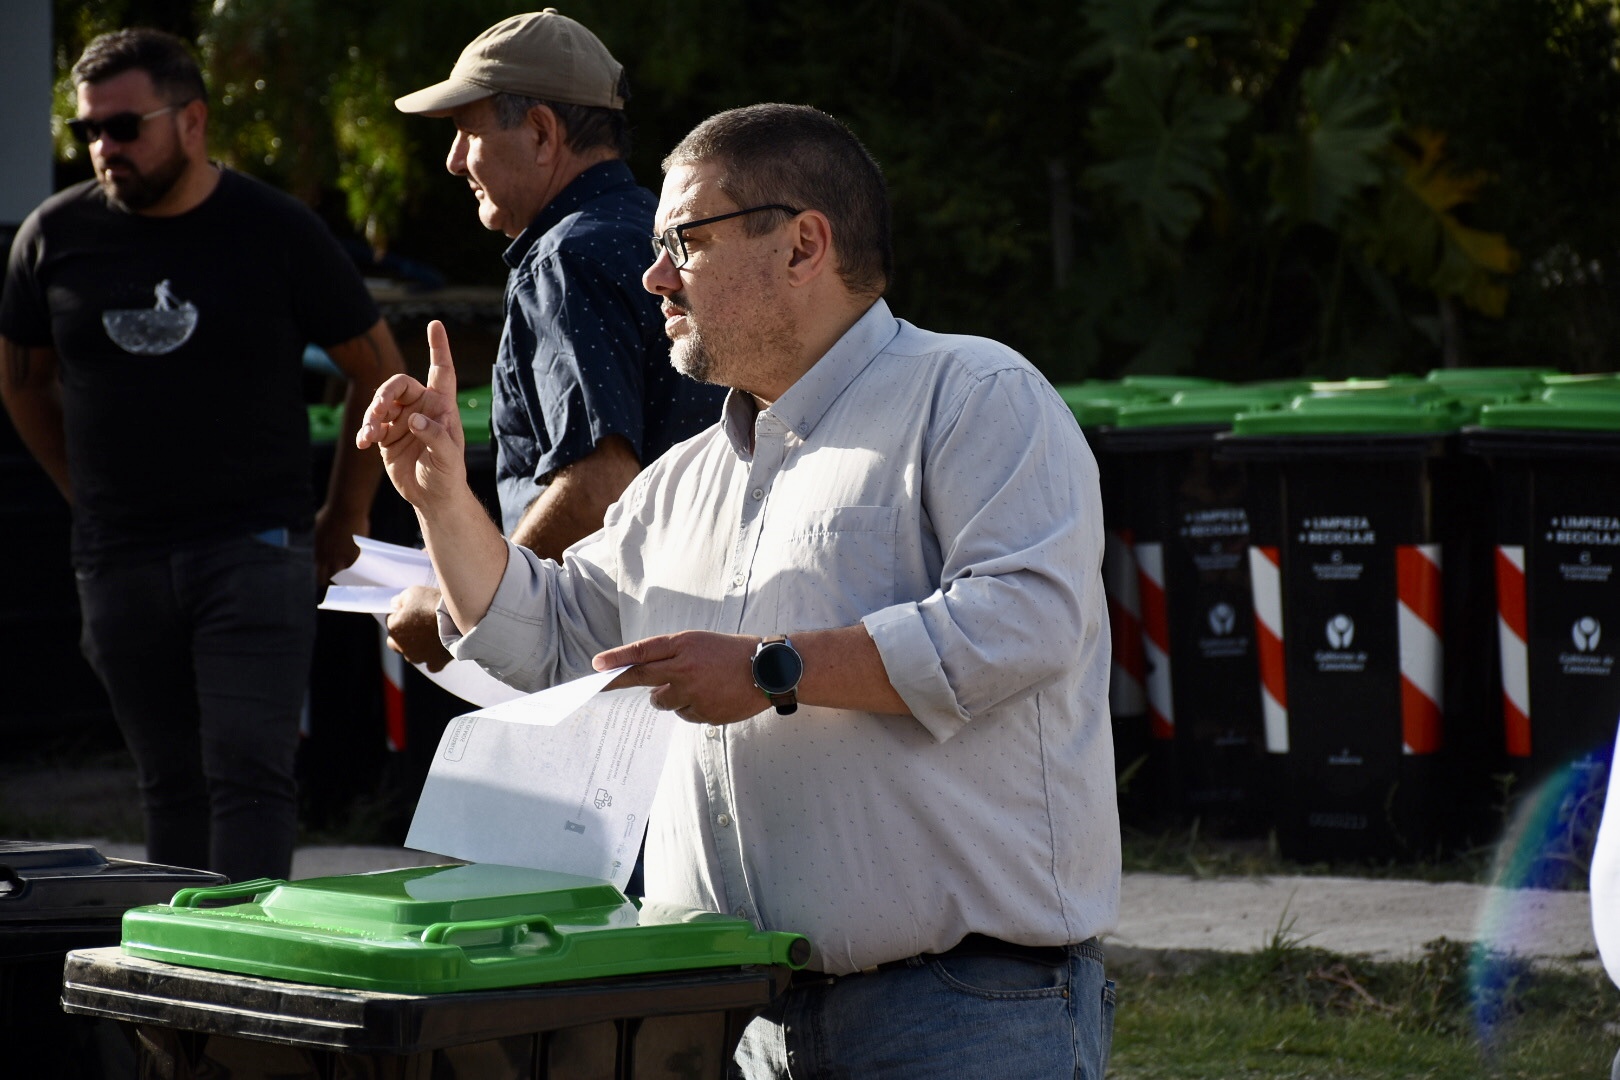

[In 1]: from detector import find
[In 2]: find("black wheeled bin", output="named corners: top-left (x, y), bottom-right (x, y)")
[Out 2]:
top-left (0, 841), bottom-right (223, 1079)
top-left (1095, 385), bottom-right (1302, 828)
top-left (1219, 387), bottom-right (1496, 860)
top-left (1057, 381), bottom-right (1174, 824)
top-left (61, 862), bottom-right (809, 1078)
top-left (1463, 386), bottom-right (1620, 879)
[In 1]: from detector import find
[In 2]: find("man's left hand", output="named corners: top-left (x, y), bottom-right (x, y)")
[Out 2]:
top-left (312, 505), bottom-right (367, 585)
top-left (594, 631), bottom-right (770, 725)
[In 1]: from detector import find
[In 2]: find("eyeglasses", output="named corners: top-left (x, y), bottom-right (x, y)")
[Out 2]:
top-left (650, 204), bottom-right (800, 269)
top-left (66, 104), bottom-right (184, 145)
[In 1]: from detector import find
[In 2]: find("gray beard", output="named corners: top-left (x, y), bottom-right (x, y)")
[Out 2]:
top-left (670, 330), bottom-right (715, 385)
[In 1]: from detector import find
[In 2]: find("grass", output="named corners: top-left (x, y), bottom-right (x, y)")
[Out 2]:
top-left (1119, 816), bottom-right (1497, 886)
top-left (1109, 933), bottom-right (1619, 1078)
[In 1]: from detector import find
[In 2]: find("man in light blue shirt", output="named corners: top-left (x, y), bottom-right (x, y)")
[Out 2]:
top-left (359, 103), bottom-right (1119, 1079)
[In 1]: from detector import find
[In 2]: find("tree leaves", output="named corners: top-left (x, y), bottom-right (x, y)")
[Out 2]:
top-left (1260, 60), bottom-right (1395, 230)
top-left (1084, 50), bottom-right (1249, 247)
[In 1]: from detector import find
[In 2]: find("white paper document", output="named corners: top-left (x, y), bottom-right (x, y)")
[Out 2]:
top-left (405, 667), bottom-right (676, 891)
top-left (319, 536), bottom-right (523, 708)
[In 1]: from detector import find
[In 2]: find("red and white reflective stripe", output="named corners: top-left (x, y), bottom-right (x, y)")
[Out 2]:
top-left (1396, 544), bottom-right (1443, 755)
top-left (1248, 546), bottom-right (1288, 753)
top-left (380, 624), bottom-right (407, 753)
top-left (1134, 540), bottom-right (1174, 740)
top-left (1495, 544), bottom-right (1531, 757)
top-left (1103, 527), bottom-right (1147, 718)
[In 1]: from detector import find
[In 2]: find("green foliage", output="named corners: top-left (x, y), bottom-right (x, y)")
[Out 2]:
top-left (1084, 49), bottom-right (1250, 247)
top-left (1259, 59), bottom-right (1393, 230)
top-left (45, 0), bottom-right (1620, 378)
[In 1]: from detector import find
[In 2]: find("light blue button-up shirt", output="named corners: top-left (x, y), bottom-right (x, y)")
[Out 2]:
top-left (451, 298), bottom-right (1120, 973)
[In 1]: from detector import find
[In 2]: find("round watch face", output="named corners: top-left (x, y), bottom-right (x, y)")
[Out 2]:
top-left (753, 642), bottom-right (803, 695)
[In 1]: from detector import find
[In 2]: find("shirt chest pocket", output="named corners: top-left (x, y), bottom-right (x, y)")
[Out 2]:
top-left (762, 505), bottom-right (899, 630)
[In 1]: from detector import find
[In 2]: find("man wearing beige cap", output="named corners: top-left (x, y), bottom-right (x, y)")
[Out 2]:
top-left (385, 9), bottom-right (722, 671)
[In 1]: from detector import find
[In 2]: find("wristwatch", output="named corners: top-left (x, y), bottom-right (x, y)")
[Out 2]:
top-left (751, 635), bottom-right (803, 715)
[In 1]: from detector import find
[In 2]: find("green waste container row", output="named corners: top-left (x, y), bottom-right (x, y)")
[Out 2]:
top-left (1060, 369), bottom-right (1618, 861)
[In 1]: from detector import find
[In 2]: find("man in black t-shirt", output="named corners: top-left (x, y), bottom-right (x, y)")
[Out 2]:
top-left (0, 29), bottom-right (406, 883)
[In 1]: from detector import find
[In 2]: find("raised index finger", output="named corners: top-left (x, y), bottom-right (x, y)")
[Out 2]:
top-left (425, 319), bottom-right (459, 399)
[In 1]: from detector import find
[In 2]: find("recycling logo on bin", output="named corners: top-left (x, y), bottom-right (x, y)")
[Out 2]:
top-left (1562, 616), bottom-right (1613, 676)
top-left (1315, 613), bottom-right (1368, 673)
top-left (1198, 599), bottom-right (1250, 659)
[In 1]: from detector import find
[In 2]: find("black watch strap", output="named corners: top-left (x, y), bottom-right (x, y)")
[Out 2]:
top-left (754, 634), bottom-right (801, 716)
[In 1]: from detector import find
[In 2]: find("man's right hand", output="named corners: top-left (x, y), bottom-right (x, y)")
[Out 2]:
top-left (356, 319), bottom-right (466, 509)
top-left (386, 585), bottom-right (454, 672)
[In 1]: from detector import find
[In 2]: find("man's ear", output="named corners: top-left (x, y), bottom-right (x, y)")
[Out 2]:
top-left (529, 103), bottom-right (562, 165)
top-left (178, 99), bottom-right (208, 152)
top-left (785, 210), bottom-right (834, 285)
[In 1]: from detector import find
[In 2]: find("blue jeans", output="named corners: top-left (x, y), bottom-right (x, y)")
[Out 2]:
top-left (75, 530), bottom-right (316, 883)
top-left (731, 939), bottom-right (1116, 1079)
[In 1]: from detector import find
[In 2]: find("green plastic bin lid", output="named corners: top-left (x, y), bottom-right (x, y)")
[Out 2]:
top-left (1118, 375), bottom-right (1227, 392)
top-left (1539, 373), bottom-right (1620, 398)
top-left (457, 389), bottom-right (493, 446)
top-left (120, 863), bottom-right (810, 994)
top-left (1476, 390), bottom-right (1620, 431)
top-left (1423, 366), bottom-right (1556, 388)
top-left (1112, 386), bottom-right (1296, 429)
top-left (1231, 392), bottom-right (1472, 435)
top-left (306, 403), bottom-right (343, 444)
top-left (1054, 381), bottom-right (1167, 428)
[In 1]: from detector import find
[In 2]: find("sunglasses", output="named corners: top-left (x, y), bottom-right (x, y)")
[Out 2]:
top-left (66, 104), bottom-right (183, 145)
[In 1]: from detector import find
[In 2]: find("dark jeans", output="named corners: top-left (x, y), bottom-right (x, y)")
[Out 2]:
top-left (76, 530), bottom-right (316, 883)
top-left (732, 939), bottom-right (1115, 1079)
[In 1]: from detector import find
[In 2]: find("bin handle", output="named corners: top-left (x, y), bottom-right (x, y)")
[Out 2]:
top-left (420, 913), bottom-right (557, 948)
top-left (169, 878), bottom-right (284, 908)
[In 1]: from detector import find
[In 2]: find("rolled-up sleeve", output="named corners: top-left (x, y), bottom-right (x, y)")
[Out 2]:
top-left (863, 368), bottom-right (1105, 742)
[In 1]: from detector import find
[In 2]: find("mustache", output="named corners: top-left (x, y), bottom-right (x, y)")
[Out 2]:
top-left (100, 155), bottom-right (134, 172)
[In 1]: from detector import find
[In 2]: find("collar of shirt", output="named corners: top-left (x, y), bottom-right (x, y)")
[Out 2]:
top-left (501, 159), bottom-right (641, 270)
top-left (719, 298), bottom-right (901, 460)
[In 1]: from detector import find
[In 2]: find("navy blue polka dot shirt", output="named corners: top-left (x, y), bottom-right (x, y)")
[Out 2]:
top-left (493, 160), bottom-right (725, 533)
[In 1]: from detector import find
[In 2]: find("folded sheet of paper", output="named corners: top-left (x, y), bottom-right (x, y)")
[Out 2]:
top-left (320, 536), bottom-right (523, 708)
top-left (405, 666), bottom-right (675, 890)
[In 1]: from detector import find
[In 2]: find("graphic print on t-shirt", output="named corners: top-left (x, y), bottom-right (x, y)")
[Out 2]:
top-left (102, 279), bottom-right (198, 355)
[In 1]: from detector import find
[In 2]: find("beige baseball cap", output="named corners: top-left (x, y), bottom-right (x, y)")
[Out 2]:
top-left (394, 9), bottom-right (625, 115)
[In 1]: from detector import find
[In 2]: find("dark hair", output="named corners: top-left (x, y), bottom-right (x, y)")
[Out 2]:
top-left (71, 28), bottom-right (207, 105)
top-left (663, 104), bottom-right (891, 298)
top-left (491, 72), bottom-right (633, 159)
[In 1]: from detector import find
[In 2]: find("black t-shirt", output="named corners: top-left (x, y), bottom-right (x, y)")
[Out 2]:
top-left (0, 170), bottom-right (378, 560)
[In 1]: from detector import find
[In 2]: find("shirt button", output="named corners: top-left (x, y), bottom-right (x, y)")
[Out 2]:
top-left (751, 487), bottom-right (764, 500)
top-left (732, 574), bottom-right (744, 587)
top-left (716, 813), bottom-right (732, 828)
top-left (704, 725), bottom-right (720, 739)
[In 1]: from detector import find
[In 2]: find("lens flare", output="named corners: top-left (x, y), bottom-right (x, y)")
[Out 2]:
top-left (1469, 743), bottom-right (1611, 1052)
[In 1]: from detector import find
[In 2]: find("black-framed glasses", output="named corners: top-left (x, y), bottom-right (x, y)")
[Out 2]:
top-left (650, 204), bottom-right (800, 269)
top-left (66, 104), bottom-right (184, 145)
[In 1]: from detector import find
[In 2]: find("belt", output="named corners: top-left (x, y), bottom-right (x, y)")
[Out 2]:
top-left (790, 933), bottom-right (1094, 988)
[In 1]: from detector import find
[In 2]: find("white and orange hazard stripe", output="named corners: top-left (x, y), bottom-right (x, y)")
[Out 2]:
top-left (1134, 541), bottom-right (1174, 740)
top-left (1495, 544), bottom-right (1531, 757)
top-left (1396, 544), bottom-right (1443, 755)
top-left (1104, 527), bottom-right (1147, 720)
top-left (1248, 546), bottom-right (1288, 753)
top-left (380, 625), bottom-right (408, 753)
